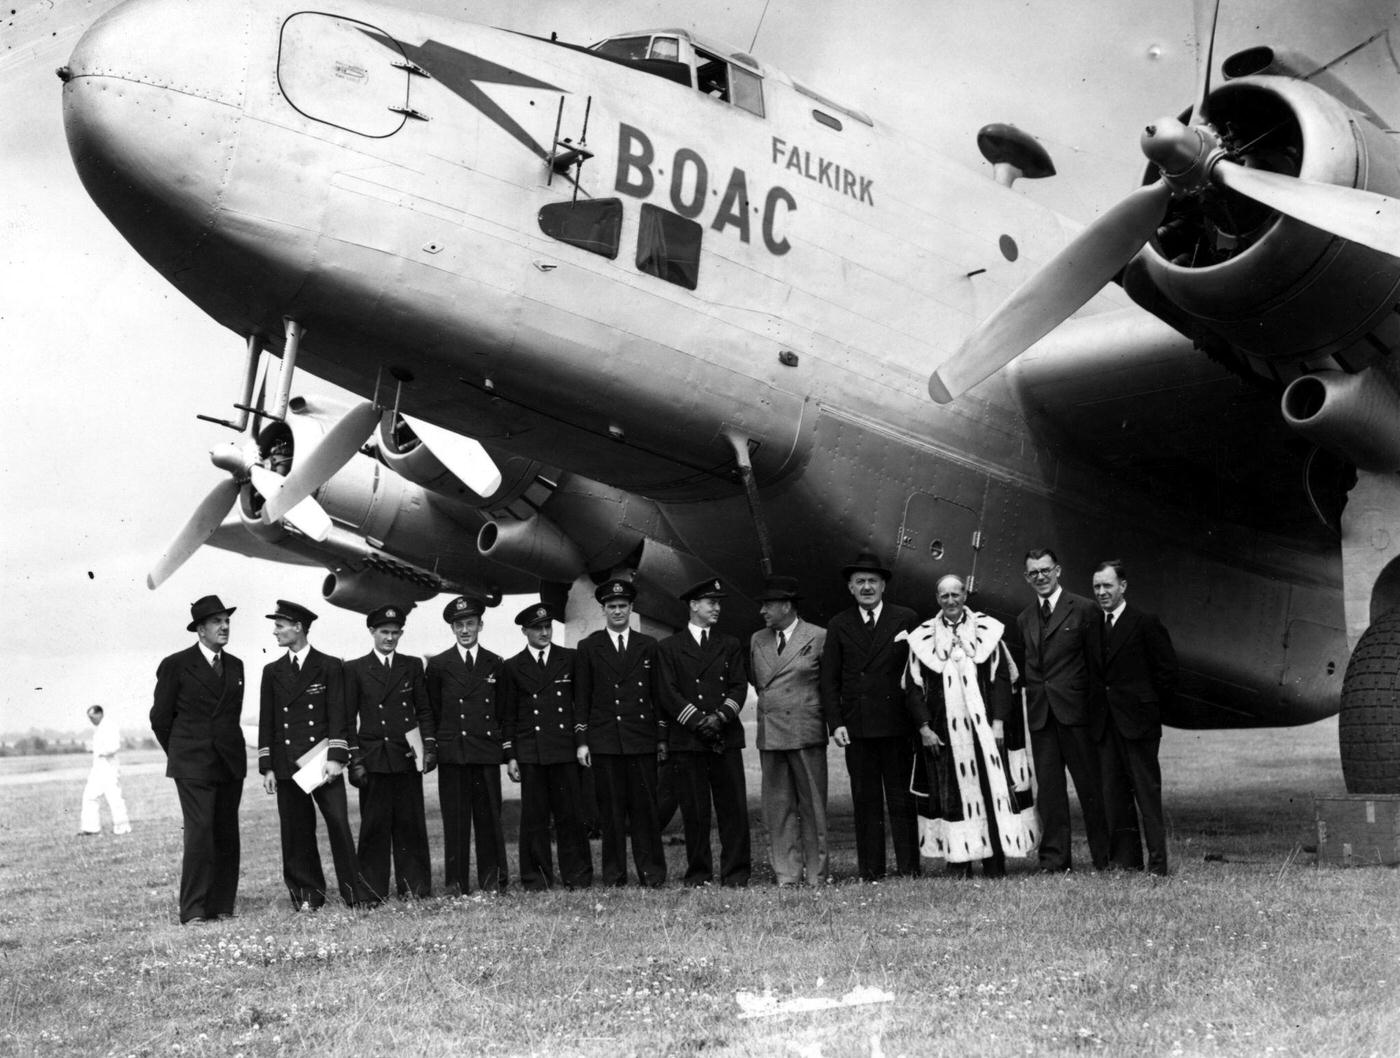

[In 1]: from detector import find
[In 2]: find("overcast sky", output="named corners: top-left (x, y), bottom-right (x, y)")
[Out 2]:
top-left (3, 0), bottom-right (1388, 734)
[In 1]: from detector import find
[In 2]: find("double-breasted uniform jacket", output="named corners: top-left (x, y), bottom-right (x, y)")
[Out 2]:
top-left (151, 644), bottom-right (248, 781)
top-left (425, 646), bottom-right (506, 765)
top-left (573, 629), bottom-right (666, 754)
top-left (502, 645), bottom-right (586, 765)
top-left (749, 621), bottom-right (828, 751)
top-left (1016, 591), bottom-right (1102, 734)
top-left (1086, 605), bottom-right (1178, 741)
top-left (258, 648), bottom-right (350, 779)
top-left (656, 629), bottom-right (748, 752)
top-left (819, 604), bottom-right (920, 738)
top-left (344, 652), bottom-right (435, 773)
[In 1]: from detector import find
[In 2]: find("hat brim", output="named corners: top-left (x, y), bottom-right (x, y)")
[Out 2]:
top-left (187, 606), bottom-right (236, 632)
top-left (842, 566), bottom-right (892, 581)
top-left (756, 593), bottom-right (800, 603)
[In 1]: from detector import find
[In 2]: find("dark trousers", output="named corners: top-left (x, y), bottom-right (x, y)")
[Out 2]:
top-left (438, 762), bottom-right (507, 893)
top-left (845, 735), bottom-right (920, 880)
top-left (173, 775), bottom-right (243, 922)
top-left (357, 771), bottom-right (432, 899)
top-left (274, 775), bottom-right (373, 908)
top-left (594, 752), bottom-right (666, 887)
top-left (1032, 713), bottom-right (1110, 871)
top-left (1100, 725), bottom-right (1167, 873)
top-left (673, 748), bottom-right (751, 887)
top-left (518, 761), bottom-right (593, 890)
top-left (655, 754), bottom-right (679, 830)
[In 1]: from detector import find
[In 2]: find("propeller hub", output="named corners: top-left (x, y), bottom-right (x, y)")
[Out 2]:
top-left (1141, 117), bottom-right (1224, 192)
top-left (209, 440), bottom-right (254, 476)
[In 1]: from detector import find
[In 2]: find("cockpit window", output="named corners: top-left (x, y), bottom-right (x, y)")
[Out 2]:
top-left (650, 37), bottom-right (679, 62)
top-left (730, 67), bottom-right (764, 117)
top-left (592, 35), bottom-right (650, 62)
top-left (695, 48), bottom-right (729, 102)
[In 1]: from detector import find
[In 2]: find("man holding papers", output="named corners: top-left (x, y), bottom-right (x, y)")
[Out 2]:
top-left (258, 600), bottom-right (375, 910)
top-left (344, 604), bottom-right (436, 900)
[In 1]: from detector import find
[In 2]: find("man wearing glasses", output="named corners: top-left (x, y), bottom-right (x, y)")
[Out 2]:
top-left (1016, 549), bottom-right (1110, 872)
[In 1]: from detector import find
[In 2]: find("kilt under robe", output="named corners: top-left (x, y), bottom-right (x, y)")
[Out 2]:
top-left (899, 612), bottom-right (1040, 864)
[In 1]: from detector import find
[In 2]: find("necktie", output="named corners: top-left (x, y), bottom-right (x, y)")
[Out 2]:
top-left (1102, 613), bottom-right (1113, 662)
top-left (538, 650), bottom-right (547, 668)
top-left (776, 630), bottom-right (786, 655)
top-left (616, 634), bottom-right (626, 655)
top-left (700, 630), bottom-right (709, 650)
top-left (211, 653), bottom-right (223, 677)
top-left (463, 651), bottom-right (474, 671)
top-left (290, 654), bottom-right (300, 673)
top-left (383, 654), bottom-right (392, 669)
top-left (864, 610), bottom-right (875, 629)
top-left (1041, 599), bottom-right (1052, 624)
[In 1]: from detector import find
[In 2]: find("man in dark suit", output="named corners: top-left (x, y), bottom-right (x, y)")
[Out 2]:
top-left (820, 552), bottom-right (921, 881)
top-left (258, 600), bottom-right (375, 910)
top-left (345, 604), bottom-right (436, 900)
top-left (425, 595), bottom-right (509, 894)
top-left (501, 602), bottom-right (593, 890)
top-left (656, 578), bottom-right (751, 887)
top-left (1016, 548), bottom-right (1110, 872)
top-left (151, 595), bottom-right (247, 924)
top-left (749, 575), bottom-right (829, 886)
top-left (1088, 560), bottom-right (1179, 875)
top-left (574, 579), bottom-right (668, 888)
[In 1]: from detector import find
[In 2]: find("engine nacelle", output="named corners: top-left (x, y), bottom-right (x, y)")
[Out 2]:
top-left (322, 569), bottom-right (440, 613)
top-left (1282, 368), bottom-right (1400, 473)
top-left (478, 514), bottom-right (586, 584)
top-left (1126, 76), bottom-right (1400, 382)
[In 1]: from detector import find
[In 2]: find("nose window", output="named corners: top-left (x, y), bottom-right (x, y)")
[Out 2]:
top-left (278, 13), bottom-right (412, 137)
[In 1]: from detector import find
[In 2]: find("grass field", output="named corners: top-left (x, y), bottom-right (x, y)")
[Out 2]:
top-left (2, 718), bottom-right (1396, 1057)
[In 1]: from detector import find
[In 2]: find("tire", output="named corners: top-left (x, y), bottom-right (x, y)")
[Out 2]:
top-left (1339, 609), bottom-right (1400, 794)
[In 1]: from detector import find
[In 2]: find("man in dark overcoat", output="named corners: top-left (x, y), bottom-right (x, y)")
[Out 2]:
top-left (258, 600), bottom-right (375, 909)
top-left (345, 603), bottom-right (436, 900)
top-left (656, 578), bottom-right (751, 887)
top-left (151, 595), bottom-right (247, 923)
top-left (425, 594), bottom-right (508, 894)
top-left (501, 602), bottom-right (593, 890)
top-left (573, 579), bottom-right (668, 887)
top-left (819, 552), bottom-right (921, 880)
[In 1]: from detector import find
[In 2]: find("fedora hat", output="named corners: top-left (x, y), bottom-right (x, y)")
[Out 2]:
top-left (841, 551), bottom-right (892, 581)
top-left (756, 575), bottom-right (801, 602)
top-left (187, 594), bottom-right (235, 631)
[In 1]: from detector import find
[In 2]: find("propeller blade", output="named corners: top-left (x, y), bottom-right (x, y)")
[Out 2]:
top-left (147, 478), bottom-right (239, 589)
top-left (1213, 161), bottom-right (1400, 259)
top-left (262, 400), bottom-right (379, 521)
top-left (402, 414), bottom-right (504, 497)
top-left (1188, 0), bottom-right (1222, 125)
top-left (929, 181), bottom-right (1172, 404)
top-left (250, 466), bottom-right (333, 541)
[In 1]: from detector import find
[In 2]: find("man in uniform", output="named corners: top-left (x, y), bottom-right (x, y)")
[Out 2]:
top-left (425, 595), bottom-right (508, 894)
top-left (501, 602), bottom-right (593, 890)
top-left (80, 705), bottom-right (131, 836)
top-left (151, 595), bottom-right (246, 923)
top-left (344, 604), bottom-right (436, 900)
top-left (258, 600), bottom-right (374, 909)
top-left (820, 552), bottom-right (921, 881)
top-left (749, 576), bottom-right (829, 886)
top-left (1087, 560), bottom-right (1179, 875)
top-left (656, 578), bottom-right (751, 887)
top-left (1016, 548), bottom-right (1110, 872)
top-left (574, 579), bottom-right (668, 888)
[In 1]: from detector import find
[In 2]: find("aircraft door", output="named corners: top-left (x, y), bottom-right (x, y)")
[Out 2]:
top-left (894, 492), bottom-right (982, 598)
top-left (277, 13), bottom-right (413, 137)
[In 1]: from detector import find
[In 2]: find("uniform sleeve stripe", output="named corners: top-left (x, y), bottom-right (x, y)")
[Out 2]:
top-left (329, 739), bottom-right (350, 750)
top-left (678, 705), bottom-right (698, 725)
top-left (257, 747), bottom-right (270, 757)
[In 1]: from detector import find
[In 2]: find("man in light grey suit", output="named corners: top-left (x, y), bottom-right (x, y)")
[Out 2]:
top-left (749, 576), bottom-right (829, 885)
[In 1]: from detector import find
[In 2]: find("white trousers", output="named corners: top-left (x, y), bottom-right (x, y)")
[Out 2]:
top-left (81, 757), bottom-right (130, 833)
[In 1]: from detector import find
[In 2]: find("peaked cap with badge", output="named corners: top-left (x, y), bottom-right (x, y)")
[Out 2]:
top-left (680, 578), bottom-right (726, 602)
top-left (442, 595), bottom-right (487, 623)
top-left (266, 599), bottom-right (317, 628)
top-left (366, 604), bottom-right (409, 629)
top-left (514, 602), bottom-right (556, 628)
top-left (595, 579), bottom-right (637, 604)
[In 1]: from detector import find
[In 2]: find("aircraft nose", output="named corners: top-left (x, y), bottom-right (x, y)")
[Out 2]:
top-left (62, 0), bottom-right (253, 270)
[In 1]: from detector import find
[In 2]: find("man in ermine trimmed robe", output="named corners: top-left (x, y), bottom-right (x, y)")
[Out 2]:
top-left (901, 575), bottom-right (1039, 877)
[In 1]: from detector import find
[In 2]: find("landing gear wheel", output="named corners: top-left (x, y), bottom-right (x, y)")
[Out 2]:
top-left (1339, 609), bottom-right (1400, 794)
